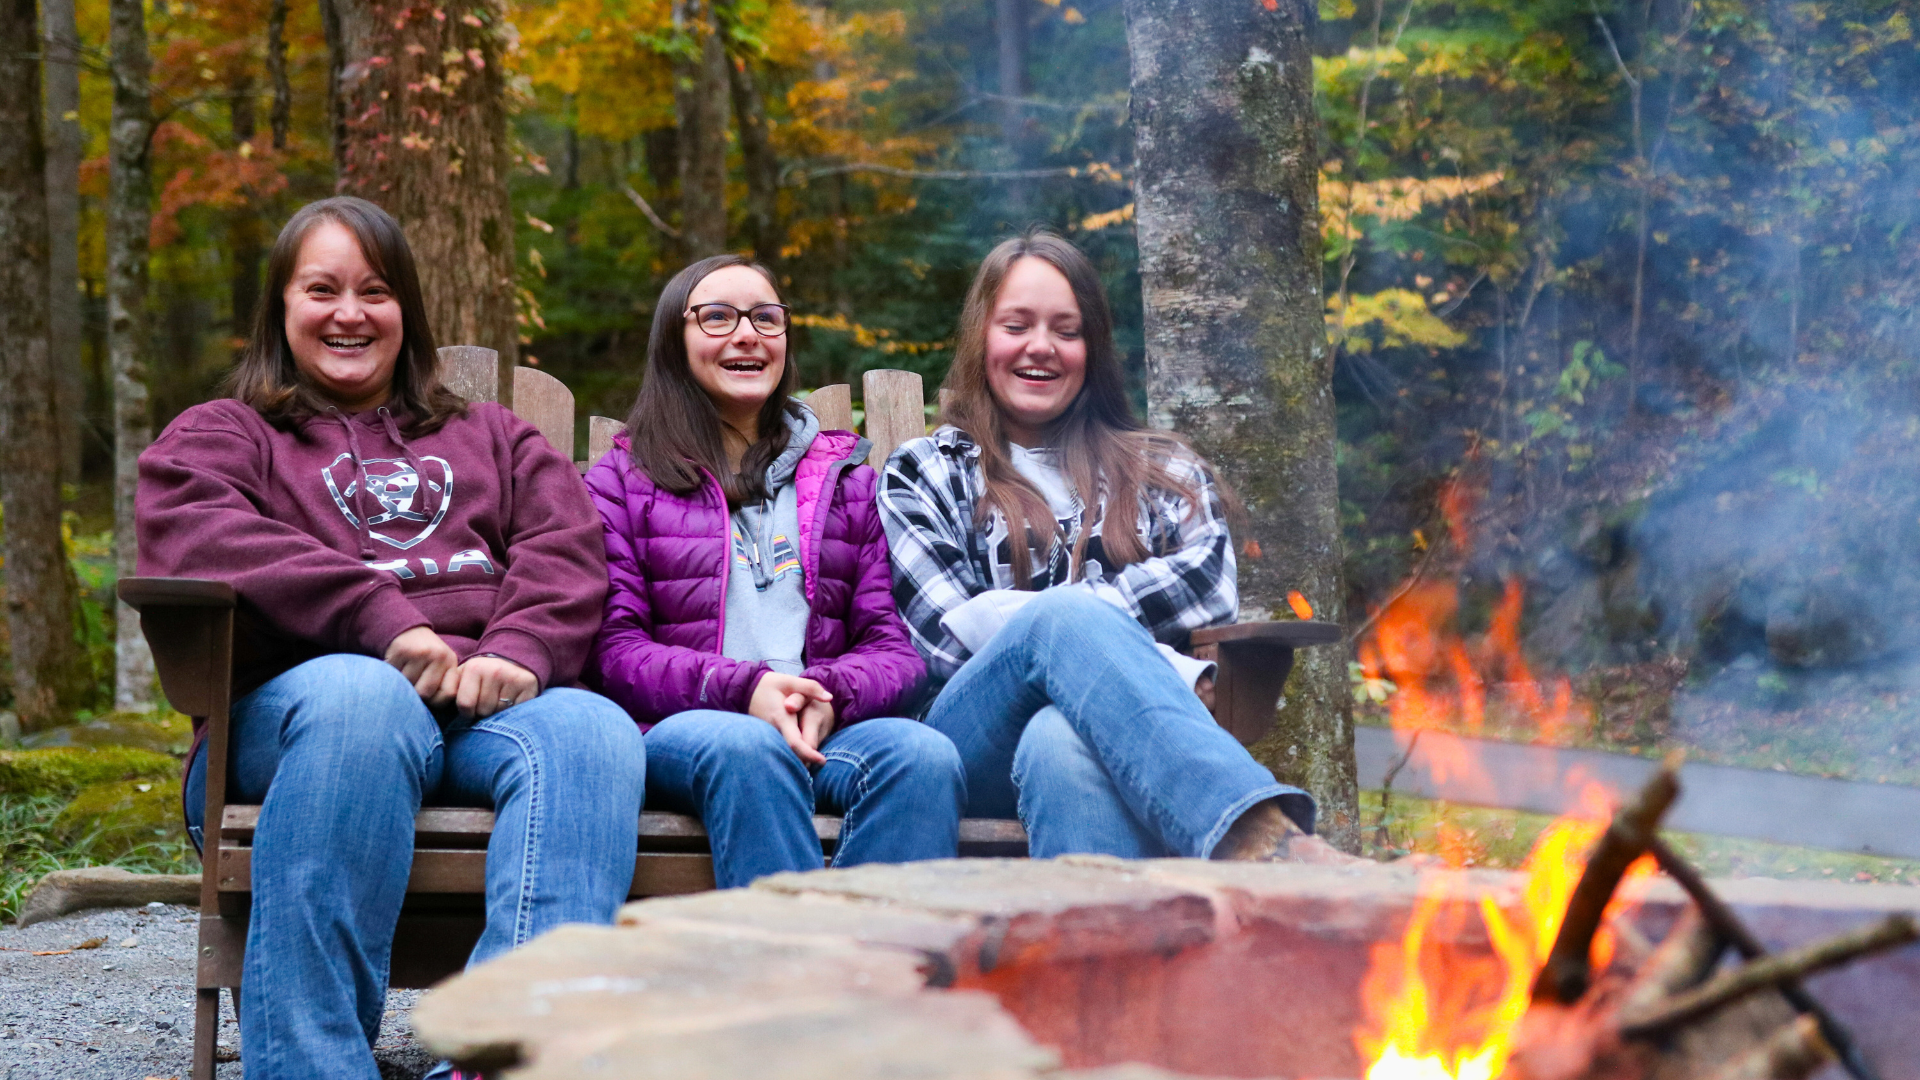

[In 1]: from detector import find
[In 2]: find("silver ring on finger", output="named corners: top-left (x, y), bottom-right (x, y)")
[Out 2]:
top-left (497, 697), bottom-right (514, 707)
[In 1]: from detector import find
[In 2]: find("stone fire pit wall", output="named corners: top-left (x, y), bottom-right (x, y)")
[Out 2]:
top-left (412, 858), bottom-right (1920, 1080)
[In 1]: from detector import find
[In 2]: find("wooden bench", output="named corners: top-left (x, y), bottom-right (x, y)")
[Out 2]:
top-left (120, 346), bottom-right (1341, 1079)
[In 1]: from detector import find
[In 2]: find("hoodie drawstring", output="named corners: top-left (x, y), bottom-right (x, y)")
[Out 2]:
top-left (330, 407), bottom-right (380, 560)
top-left (328, 406), bottom-right (436, 561)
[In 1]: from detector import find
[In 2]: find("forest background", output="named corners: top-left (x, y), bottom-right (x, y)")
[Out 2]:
top-left (5, 0), bottom-right (1920, 871)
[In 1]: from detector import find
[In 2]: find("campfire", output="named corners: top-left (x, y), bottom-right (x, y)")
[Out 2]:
top-left (1356, 765), bottom-right (1915, 1080)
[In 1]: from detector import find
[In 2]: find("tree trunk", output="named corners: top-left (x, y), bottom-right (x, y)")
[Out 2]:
top-left (108, 0), bottom-right (158, 710)
top-left (726, 46), bottom-right (782, 266)
top-left (995, 0), bottom-right (1027, 141)
top-left (43, 0), bottom-right (83, 485)
top-left (2, 0), bottom-right (91, 730)
top-left (267, 0), bottom-right (290, 150)
top-left (672, 0), bottom-right (729, 257)
top-left (1125, 0), bottom-right (1359, 850)
top-left (229, 79), bottom-right (263, 335)
top-left (995, 0), bottom-right (1028, 208)
top-left (330, 0), bottom-right (519, 372)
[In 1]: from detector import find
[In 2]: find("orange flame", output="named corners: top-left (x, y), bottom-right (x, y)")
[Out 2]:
top-left (1357, 788), bottom-right (1657, 1080)
top-left (1288, 590), bottom-right (1316, 620)
top-left (1356, 473), bottom-right (1640, 1078)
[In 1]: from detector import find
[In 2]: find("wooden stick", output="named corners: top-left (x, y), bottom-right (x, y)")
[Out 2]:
top-left (1532, 761), bottom-right (1681, 1004)
top-left (1621, 914), bottom-right (1918, 1037)
top-left (1649, 837), bottom-right (1884, 1080)
top-left (1704, 1015), bottom-right (1833, 1080)
top-left (1620, 906), bottom-right (1722, 1016)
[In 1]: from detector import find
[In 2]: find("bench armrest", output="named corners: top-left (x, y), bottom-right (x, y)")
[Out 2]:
top-left (1191, 620), bottom-right (1342, 649)
top-left (1193, 619), bottom-right (1343, 746)
top-left (118, 577), bottom-right (237, 611)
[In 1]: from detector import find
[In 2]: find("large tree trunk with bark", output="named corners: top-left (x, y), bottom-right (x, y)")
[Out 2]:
top-left (43, 0), bottom-right (83, 485)
top-left (1125, 0), bottom-right (1359, 850)
top-left (673, 0), bottom-right (729, 257)
top-left (108, 0), bottom-right (158, 709)
top-left (329, 0), bottom-right (519, 371)
top-left (727, 47), bottom-right (782, 266)
top-left (2, 0), bottom-right (92, 730)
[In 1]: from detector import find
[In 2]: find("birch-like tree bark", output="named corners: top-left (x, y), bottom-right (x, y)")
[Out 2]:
top-left (43, 0), bottom-right (83, 484)
top-left (673, 0), bottom-right (729, 257)
top-left (1125, 0), bottom-right (1359, 849)
top-left (329, 0), bottom-right (519, 369)
top-left (109, 0), bottom-right (158, 709)
top-left (2, 0), bottom-right (92, 730)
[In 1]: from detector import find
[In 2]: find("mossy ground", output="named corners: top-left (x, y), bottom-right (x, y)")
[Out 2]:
top-left (53, 778), bottom-right (187, 857)
top-left (0, 713), bottom-right (196, 922)
top-left (0, 793), bottom-right (197, 921)
top-left (0, 745), bottom-right (179, 797)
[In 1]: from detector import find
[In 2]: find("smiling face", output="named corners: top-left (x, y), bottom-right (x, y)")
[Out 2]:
top-left (983, 256), bottom-right (1088, 447)
top-left (683, 264), bottom-right (787, 434)
top-left (282, 220), bottom-right (405, 413)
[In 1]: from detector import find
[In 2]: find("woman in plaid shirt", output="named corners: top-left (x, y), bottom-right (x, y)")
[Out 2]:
top-left (880, 232), bottom-right (1345, 863)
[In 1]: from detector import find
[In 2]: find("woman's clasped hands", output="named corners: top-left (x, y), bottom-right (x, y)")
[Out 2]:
top-left (383, 626), bottom-right (538, 718)
top-left (747, 672), bottom-right (837, 766)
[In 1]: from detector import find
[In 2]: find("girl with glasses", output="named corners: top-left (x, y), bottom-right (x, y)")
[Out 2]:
top-left (880, 231), bottom-right (1350, 863)
top-left (584, 255), bottom-right (963, 887)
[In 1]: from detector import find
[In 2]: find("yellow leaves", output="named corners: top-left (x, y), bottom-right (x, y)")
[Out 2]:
top-left (791, 313), bottom-right (947, 355)
top-left (1327, 289), bottom-right (1467, 353)
top-left (1320, 170), bottom-right (1505, 241)
top-left (1315, 45), bottom-right (1408, 83)
top-left (1077, 202), bottom-right (1134, 231)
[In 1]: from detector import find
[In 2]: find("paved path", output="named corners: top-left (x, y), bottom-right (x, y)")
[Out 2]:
top-left (0, 904), bottom-right (432, 1079)
top-left (1355, 725), bottom-right (1920, 858)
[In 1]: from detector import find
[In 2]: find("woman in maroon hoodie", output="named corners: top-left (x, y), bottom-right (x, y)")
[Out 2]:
top-left (138, 197), bottom-right (644, 1080)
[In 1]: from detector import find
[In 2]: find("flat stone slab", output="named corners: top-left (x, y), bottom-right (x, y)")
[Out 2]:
top-left (411, 922), bottom-right (929, 1074)
top-left (755, 858), bottom-right (1217, 967)
top-left (414, 858), bottom-right (1920, 1080)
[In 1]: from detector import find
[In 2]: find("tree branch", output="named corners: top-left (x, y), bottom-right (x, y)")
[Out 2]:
top-left (1533, 761), bottom-right (1681, 1004)
top-left (618, 181), bottom-right (681, 240)
top-left (785, 161), bottom-right (1116, 184)
top-left (1621, 915), bottom-right (1918, 1037)
top-left (1650, 838), bottom-right (1884, 1080)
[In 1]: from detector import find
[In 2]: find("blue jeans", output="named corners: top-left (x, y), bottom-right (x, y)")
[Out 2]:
top-left (183, 654), bottom-right (645, 1080)
top-left (926, 587), bottom-right (1314, 858)
top-left (643, 712), bottom-right (964, 888)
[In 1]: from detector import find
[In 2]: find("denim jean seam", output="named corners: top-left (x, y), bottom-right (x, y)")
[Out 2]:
top-left (467, 718), bottom-right (545, 948)
top-left (819, 747), bottom-right (871, 868)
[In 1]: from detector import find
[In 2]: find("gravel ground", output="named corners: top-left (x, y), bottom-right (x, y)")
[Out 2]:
top-left (0, 904), bottom-right (434, 1079)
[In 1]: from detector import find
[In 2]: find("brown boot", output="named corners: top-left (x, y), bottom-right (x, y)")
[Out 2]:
top-left (1211, 799), bottom-right (1365, 865)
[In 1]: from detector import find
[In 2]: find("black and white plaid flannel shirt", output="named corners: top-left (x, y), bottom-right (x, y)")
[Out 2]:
top-left (878, 425), bottom-right (1238, 684)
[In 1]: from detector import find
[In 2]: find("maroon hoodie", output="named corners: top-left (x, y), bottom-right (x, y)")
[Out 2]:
top-left (137, 398), bottom-right (606, 697)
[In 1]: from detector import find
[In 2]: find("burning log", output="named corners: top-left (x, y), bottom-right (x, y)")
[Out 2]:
top-left (1501, 768), bottom-right (1912, 1080)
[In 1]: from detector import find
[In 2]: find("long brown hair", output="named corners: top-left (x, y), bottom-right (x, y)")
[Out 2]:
top-left (228, 196), bottom-right (464, 433)
top-left (941, 231), bottom-right (1222, 586)
top-left (624, 255), bottom-right (800, 506)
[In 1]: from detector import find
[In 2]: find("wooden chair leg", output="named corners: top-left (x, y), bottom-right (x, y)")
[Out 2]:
top-left (193, 986), bottom-right (220, 1079)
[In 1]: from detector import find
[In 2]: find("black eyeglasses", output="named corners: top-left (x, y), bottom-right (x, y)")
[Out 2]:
top-left (685, 302), bottom-right (791, 337)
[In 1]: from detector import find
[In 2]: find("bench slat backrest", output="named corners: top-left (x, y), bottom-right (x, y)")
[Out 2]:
top-left (436, 346), bottom-right (932, 473)
top-left (513, 366), bottom-right (576, 458)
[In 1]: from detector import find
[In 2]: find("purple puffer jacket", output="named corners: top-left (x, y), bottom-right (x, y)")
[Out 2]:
top-left (584, 429), bottom-right (926, 729)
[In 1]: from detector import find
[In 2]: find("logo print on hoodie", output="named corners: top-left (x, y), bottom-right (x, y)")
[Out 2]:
top-left (322, 453), bottom-right (454, 550)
